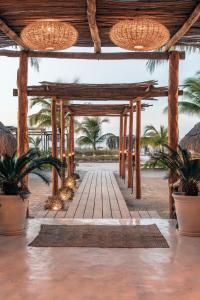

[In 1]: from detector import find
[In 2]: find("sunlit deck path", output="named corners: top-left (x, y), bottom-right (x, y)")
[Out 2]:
top-left (34, 170), bottom-right (161, 219)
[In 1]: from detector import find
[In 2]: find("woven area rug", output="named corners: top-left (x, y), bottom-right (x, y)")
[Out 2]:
top-left (29, 224), bottom-right (169, 248)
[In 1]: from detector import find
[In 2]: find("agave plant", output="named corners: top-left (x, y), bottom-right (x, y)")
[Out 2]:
top-left (151, 145), bottom-right (200, 196)
top-left (0, 149), bottom-right (62, 196)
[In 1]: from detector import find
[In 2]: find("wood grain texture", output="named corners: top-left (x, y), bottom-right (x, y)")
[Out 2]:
top-left (128, 101), bottom-right (134, 188)
top-left (0, 18), bottom-right (27, 48)
top-left (165, 3), bottom-right (200, 50)
top-left (168, 51), bottom-right (180, 218)
top-left (87, 0), bottom-right (101, 53)
top-left (51, 97), bottom-right (58, 196)
top-left (135, 99), bottom-right (142, 200)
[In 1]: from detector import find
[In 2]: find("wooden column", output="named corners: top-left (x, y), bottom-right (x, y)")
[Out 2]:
top-left (60, 99), bottom-right (66, 187)
top-left (135, 98), bottom-right (142, 199)
top-left (71, 115), bottom-right (75, 175)
top-left (168, 51), bottom-right (180, 217)
top-left (119, 114), bottom-right (123, 177)
top-left (128, 100), bottom-right (134, 188)
top-left (122, 115), bottom-right (127, 179)
top-left (51, 97), bottom-right (58, 196)
top-left (68, 114), bottom-right (73, 176)
top-left (17, 51), bottom-right (28, 157)
top-left (17, 51), bottom-right (28, 187)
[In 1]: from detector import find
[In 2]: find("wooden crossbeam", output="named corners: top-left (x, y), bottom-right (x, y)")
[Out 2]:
top-left (0, 49), bottom-right (185, 60)
top-left (0, 18), bottom-right (27, 49)
top-left (165, 3), bottom-right (200, 50)
top-left (87, 0), bottom-right (101, 53)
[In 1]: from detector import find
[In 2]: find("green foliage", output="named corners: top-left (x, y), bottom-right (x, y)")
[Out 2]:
top-left (76, 117), bottom-right (115, 151)
top-left (0, 149), bottom-right (62, 196)
top-left (151, 145), bottom-right (200, 196)
top-left (141, 125), bottom-right (168, 150)
top-left (142, 159), bottom-right (167, 170)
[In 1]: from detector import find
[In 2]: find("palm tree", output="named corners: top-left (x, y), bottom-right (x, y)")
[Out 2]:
top-left (76, 117), bottom-right (115, 151)
top-left (29, 97), bottom-right (68, 128)
top-left (163, 72), bottom-right (200, 116)
top-left (178, 73), bottom-right (200, 116)
top-left (141, 125), bottom-right (168, 150)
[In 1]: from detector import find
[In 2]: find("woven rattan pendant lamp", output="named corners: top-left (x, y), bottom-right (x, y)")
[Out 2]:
top-left (110, 17), bottom-right (170, 51)
top-left (21, 20), bottom-right (78, 51)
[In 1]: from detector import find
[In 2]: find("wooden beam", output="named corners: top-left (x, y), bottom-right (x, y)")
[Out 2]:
top-left (128, 101), bottom-right (134, 188)
top-left (0, 19), bottom-right (27, 49)
top-left (168, 51), bottom-right (180, 218)
top-left (71, 115), bottom-right (75, 175)
top-left (51, 97), bottom-right (58, 196)
top-left (165, 4), bottom-right (200, 50)
top-left (17, 51), bottom-right (29, 187)
top-left (0, 49), bottom-right (185, 60)
top-left (87, 0), bottom-right (101, 53)
top-left (135, 98), bottom-right (142, 200)
top-left (119, 114), bottom-right (123, 177)
top-left (68, 115), bottom-right (74, 177)
top-left (60, 99), bottom-right (66, 188)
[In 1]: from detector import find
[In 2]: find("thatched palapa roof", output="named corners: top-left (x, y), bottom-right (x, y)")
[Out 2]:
top-left (180, 122), bottom-right (200, 154)
top-left (0, 122), bottom-right (17, 156)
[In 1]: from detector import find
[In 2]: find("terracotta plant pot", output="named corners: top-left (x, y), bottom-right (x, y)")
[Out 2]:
top-left (0, 195), bottom-right (28, 235)
top-left (173, 193), bottom-right (200, 236)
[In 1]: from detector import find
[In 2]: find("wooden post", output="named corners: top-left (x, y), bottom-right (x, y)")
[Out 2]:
top-left (168, 51), bottom-right (180, 217)
top-left (60, 99), bottom-right (66, 187)
top-left (128, 100), bottom-right (134, 188)
top-left (51, 97), bottom-right (58, 196)
top-left (135, 98), bottom-right (142, 199)
top-left (119, 114), bottom-right (123, 177)
top-left (68, 114), bottom-right (73, 176)
top-left (71, 115), bottom-right (75, 175)
top-left (122, 115), bottom-right (127, 179)
top-left (17, 50), bottom-right (29, 187)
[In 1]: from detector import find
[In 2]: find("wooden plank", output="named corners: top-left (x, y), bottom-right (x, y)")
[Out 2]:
top-left (87, 0), bottom-right (101, 53)
top-left (165, 4), bottom-right (200, 50)
top-left (106, 172), bottom-right (121, 219)
top-left (122, 115), bottom-right (127, 179)
top-left (102, 171), bottom-right (112, 218)
top-left (148, 211), bottom-right (161, 219)
top-left (65, 171), bottom-right (90, 218)
top-left (84, 171), bottom-right (98, 218)
top-left (138, 211), bottom-right (150, 218)
top-left (36, 210), bottom-right (49, 218)
top-left (109, 172), bottom-right (131, 218)
top-left (0, 19), bottom-right (27, 49)
top-left (74, 172), bottom-right (94, 218)
top-left (60, 99), bottom-right (65, 187)
top-left (93, 171), bottom-right (103, 218)
top-left (0, 50), bottom-right (185, 60)
top-left (45, 210), bottom-right (58, 218)
top-left (55, 210), bottom-right (67, 218)
top-left (130, 211), bottom-right (140, 219)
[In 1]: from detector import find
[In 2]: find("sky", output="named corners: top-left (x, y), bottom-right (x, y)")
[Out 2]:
top-left (0, 46), bottom-right (199, 139)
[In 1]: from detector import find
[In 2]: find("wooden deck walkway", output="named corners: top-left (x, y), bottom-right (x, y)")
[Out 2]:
top-left (35, 171), bottom-right (161, 219)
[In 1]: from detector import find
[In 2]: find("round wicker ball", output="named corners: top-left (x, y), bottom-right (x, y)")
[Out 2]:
top-left (21, 20), bottom-right (78, 51)
top-left (45, 196), bottom-right (64, 210)
top-left (110, 17), bottom-right (170, 51)
top-left (73, 173), bottom-right (80, 182)
top-left (58, 187), bottom-right (74, 201)
top-left (65, 176), bottom-right (76, 189)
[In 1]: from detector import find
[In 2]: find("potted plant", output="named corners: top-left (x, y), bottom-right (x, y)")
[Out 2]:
top-left (152, 145), bottom-right (200, 236)
top-left (0, 149), bottom-right (61, 235)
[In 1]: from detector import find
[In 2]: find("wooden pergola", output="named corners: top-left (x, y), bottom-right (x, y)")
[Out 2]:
top-left (0, 0), bottom-right (199, 217)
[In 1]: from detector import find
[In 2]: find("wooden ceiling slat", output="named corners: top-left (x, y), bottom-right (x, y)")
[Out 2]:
top-left (0, 0), bottom-right (199, 49)
top-left (165, 3), bottom-right (200, 50)
top-left (0, 18), bottom-right (27, 48)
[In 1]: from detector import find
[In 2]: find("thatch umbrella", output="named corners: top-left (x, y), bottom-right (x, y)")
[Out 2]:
top-left (180, 122), bottom-right (200, 154)
top-left (0, 122), bottom-right (17, 156)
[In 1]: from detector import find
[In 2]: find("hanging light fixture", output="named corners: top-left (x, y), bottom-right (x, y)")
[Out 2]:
top-left (109, 17), bottom-right (170, 51)
top-left (21, 20), bottom-right (78, 51)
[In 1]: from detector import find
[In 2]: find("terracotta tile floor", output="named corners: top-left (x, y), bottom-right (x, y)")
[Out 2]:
top-left (0, 218), bottom-right (200, 300)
